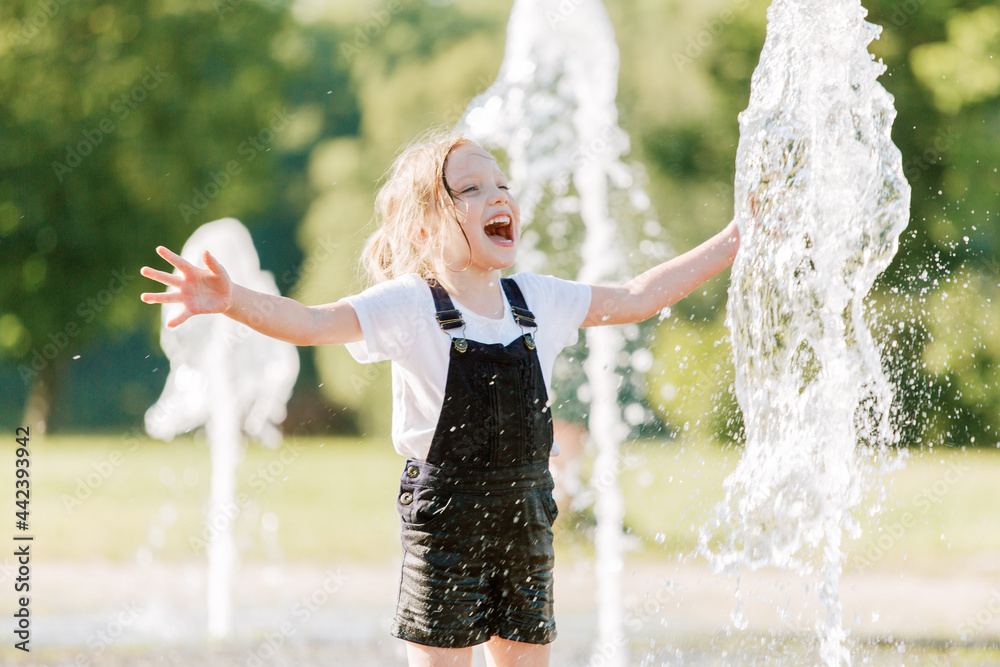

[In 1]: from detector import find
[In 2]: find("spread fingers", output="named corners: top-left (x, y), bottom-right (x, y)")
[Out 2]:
top-left (140, 290), bottom-right (183, 304)
top-left (140, 266), bottom-right (183, 288)
top-left (155, 246), bottom-right (199, 274)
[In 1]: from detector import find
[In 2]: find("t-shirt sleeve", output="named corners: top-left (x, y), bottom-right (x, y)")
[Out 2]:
top-left (343, 275), bottom-right (430, 364)
top-left (511, 272), bottom-right (592, 350)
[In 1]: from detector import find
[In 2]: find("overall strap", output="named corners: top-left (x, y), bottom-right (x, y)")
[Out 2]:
top-left (426, 279), bottom-right (468, 352)
top-left (501, 278), bottom-right (537, 350)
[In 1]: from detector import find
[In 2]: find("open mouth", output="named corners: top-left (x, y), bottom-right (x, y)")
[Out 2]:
top-left (484, 214), bottom-right (514, 243)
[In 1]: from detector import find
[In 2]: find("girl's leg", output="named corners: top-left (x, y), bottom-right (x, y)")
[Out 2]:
top-left (483, 636), bottom-right (550, 667)
top-left (406, 642), bottom-right (474, 667)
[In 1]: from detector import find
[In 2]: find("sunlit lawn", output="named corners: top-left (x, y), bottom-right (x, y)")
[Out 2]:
top-left (615, 440), bottom-right (1000, 573)
top-left (28, 433), bottom-right (403, 562)
top-left (17, 433), bottom-right (1000, 571)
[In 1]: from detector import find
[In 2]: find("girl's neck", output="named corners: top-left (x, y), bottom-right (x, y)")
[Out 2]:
top-left (436, 269), bottom-right (505, 320)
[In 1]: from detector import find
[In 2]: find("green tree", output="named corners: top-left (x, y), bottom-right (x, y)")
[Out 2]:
top-left (884, 2), bottom-right (1000, 447)
top-left (648, 0), bottom-right (1000, 446)
top-left (0, 0), bottom-right (358, 430)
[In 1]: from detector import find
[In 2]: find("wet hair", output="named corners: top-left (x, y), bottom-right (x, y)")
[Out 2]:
top-left (361, 128), bottom-right (475, 284)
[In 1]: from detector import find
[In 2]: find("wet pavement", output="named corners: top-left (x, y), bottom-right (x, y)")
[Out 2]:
top-left (6, 558), bottom-right (1000, 665)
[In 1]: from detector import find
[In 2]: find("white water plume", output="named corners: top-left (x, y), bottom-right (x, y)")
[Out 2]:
top-left (458, 2), bottom-right (658, 664)
top-left (146, 217), bottom-right (299, 639)
top-left (705, 0), bottom-right (911, 664)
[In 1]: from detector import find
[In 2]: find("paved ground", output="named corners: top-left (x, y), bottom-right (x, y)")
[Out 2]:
top-left (6, 557), bottom-right (1000, 665)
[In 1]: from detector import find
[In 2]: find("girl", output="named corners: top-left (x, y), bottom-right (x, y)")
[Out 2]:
top-left (141, 130), bottom-right (739, 667)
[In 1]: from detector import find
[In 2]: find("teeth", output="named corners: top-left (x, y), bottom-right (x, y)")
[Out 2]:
top-left (484, 214), bottom-right (513, 241)
top-left (486, 216), bottom-right (512, 241)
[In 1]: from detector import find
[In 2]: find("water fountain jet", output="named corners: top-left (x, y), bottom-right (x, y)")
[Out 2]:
top-left (704, 1), bottom-right (911, 664)
top-left (145, 217), bottom-right (300, 639)
top-left (459, 2), bottom-right (662, 664)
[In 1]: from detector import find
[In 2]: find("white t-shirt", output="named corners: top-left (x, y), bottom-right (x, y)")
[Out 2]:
top-left (345, 272), bottom-right (592, 461)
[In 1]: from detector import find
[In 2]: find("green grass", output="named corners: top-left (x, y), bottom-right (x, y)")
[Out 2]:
top-left (614, 440), bottom-right (1000, 571)
top-left (614, 440), bottom-right (740, 555)
top-left (10, 434), bottom-right (1000, 569)
top-left (614, 440), bottom-right (1000, 572)
top-left (848, 446), bottom-right (1000, 573)
top-left (20, 433), bottom-right (403, 562)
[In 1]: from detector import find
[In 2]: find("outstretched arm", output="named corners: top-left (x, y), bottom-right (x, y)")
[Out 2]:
top-left (581, 221), bottom-right (739, 327)
top-left (140, 245), bottom-right (362, 346)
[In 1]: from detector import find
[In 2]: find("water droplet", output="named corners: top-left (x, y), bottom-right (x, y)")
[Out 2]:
top-left (182, 467), bottom-right (200, 487)
top-left (261, 512), bottom-right (279, 532)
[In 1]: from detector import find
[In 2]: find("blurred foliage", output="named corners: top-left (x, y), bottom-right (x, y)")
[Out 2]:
top-left (625, 0), bottom-right (1000, 446)
top-left (0, 0), bottom-right (358, 428)
top-left (646, 312), bottom-right (742, 444)
top-left (910, 5), bottom-right (1000, 114)
top-left (864, 0), bottom-right (999, 447)
top-left (1, 0), bottom-right (999, 447)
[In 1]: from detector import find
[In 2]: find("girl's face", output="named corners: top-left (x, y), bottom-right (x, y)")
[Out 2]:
top-left (442, 143), bottom-right (520, 275)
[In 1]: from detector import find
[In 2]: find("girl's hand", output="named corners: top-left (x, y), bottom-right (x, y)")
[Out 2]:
top-left (140, 246), bottom-right (233, 328)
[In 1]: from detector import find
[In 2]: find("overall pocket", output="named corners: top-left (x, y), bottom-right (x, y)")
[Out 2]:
top-left (536, 488), bottom-right (559, 525)
top-left (396, 485), bottom-right (453, 528)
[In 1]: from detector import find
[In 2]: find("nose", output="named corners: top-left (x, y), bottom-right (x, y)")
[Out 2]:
top-left (489, 184), bottom-right (508, 206)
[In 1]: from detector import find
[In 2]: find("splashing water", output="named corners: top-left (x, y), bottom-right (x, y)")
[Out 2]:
top-left (146, 217), bottom-right (299, 638)
top-left (703, 0), bottom-right (910, 664)
top-left (459, 2), bottom-right (663, 664)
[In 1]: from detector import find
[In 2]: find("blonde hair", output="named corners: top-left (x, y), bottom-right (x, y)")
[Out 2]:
top-left (362, 129), bottom-right (474, 284)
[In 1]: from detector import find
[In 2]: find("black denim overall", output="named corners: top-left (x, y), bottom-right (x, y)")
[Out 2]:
top-left (390, 278), bottom-right (559, 648)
